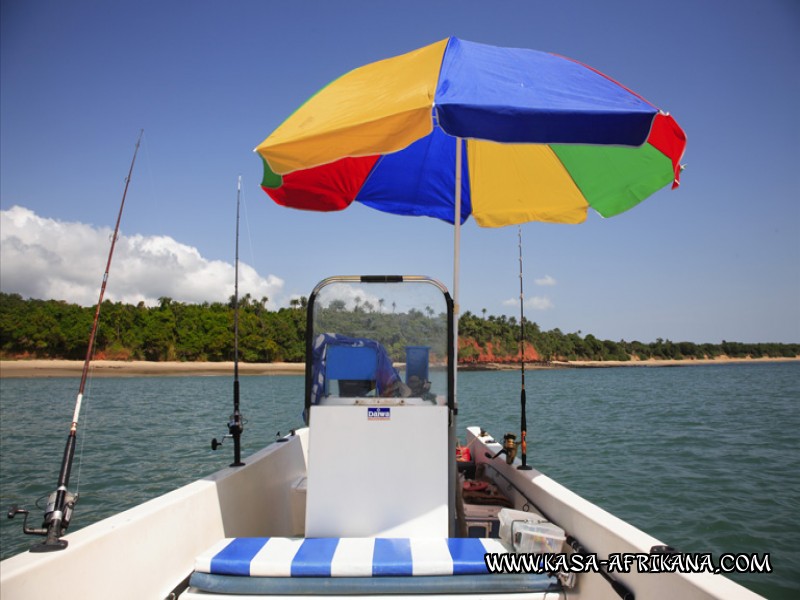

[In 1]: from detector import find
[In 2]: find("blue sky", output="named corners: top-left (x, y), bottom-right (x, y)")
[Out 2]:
top-left (1, 0), bottom-right (798, 344)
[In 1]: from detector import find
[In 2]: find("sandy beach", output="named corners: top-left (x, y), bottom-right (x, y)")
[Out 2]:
top-left (0, 360), bottom-right (306, 378)
top-left (1, 357), bottom-right (797, 378)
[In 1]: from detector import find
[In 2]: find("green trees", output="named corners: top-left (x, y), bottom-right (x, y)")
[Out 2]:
top-left (1, 292), bottom-right (798, 363)
top-left (454, 306), bottom-right (799, 363)
top-left (0, 292), bottom-right (309, 362)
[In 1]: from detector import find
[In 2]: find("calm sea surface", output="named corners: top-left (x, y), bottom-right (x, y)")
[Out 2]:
top-left (1, 363), bottom-right (798, 597)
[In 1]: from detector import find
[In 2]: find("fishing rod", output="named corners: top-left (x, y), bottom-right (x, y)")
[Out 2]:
top-left (211, 176), bottom-right (245, 467)
top-left (517, 226), bottom-right (532, 471)
top-left (7, 130), bottom-right (144, 552)
top-left (485, 227), bottom-right (533, 468)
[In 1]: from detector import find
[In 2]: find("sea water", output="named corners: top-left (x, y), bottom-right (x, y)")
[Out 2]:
top-left (1, 363), bottom-right (798, 597)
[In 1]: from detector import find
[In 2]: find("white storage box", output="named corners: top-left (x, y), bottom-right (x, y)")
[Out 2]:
top-left (498, 508), bottom-right (565, 553)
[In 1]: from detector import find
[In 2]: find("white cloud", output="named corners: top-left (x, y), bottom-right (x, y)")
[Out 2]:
top-left (0, 206), bottom-right (283, 307)
top-left (534, 274), bottom-right (557, 286)
top-left (526, 296), bottom-right (554, 310)
top-left (502, 295), bottom-right (554, 310)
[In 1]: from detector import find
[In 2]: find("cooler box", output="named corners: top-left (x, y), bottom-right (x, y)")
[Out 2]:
top-left (463, 503), bottom-right (503, 538)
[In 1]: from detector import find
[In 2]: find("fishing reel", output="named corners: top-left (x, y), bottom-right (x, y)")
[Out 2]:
top-left (41, 489), bottom-right (78, 534)
top-left (486, 433), bottom-right (519, 465)
top-left (7, 490), bottom-right (78, 551)
top-left (211, 412), bottom-right (244, 451)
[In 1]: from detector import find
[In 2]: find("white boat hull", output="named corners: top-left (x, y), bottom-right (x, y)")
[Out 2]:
top-left (0, 427), bottom-right (762, 599)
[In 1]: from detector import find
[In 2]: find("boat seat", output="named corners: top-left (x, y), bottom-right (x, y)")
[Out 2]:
top-left (189, 537), bottom-right (561, 596)
top-left (196, 537), bottom-right (506, 577)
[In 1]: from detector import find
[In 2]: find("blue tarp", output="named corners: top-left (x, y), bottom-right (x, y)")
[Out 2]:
top-left (310, 334), bottom-right (401, 405)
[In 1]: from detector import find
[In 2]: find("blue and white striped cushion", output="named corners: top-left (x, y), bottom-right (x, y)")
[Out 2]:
top-left (195, 537), bottom-right (510, 577)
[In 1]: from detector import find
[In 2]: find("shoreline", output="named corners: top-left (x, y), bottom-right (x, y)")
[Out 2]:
top-left (1, 356), bottom-right (798, 379)
top-left (462, 356), bottom-right (800, 370)
top-left (0, 360), bottom-right (306, 378)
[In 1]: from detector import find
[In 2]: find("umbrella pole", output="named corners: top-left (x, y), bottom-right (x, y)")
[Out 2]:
top-left (517, 225), bottom-right (532, 470)
top-left (453, 138), bottom-right (462, 403)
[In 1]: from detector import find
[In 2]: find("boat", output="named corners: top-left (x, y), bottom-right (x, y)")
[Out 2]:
top-left (0, 37), bottom-right (764, 600)
top-left (1, 274), bottom-right (764, 599)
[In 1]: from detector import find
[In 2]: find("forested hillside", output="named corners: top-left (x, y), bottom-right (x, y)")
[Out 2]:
top-left (1, 293), bottom-right (797, 363)
top-left (0, 292), bottom-right (305, 362)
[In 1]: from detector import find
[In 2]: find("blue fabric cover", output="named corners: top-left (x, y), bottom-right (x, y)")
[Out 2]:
top-left (311, 334), bottom-right (401, 405)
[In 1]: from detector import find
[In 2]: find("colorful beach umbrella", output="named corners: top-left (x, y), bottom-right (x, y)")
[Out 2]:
top-left (255, 37), bottom-right (686, 229)
top-left (255, 37), bottom-right (686, 470)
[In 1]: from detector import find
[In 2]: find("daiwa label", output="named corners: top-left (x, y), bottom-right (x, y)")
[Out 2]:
top-left (368, 407), bottom-right (391, 421)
